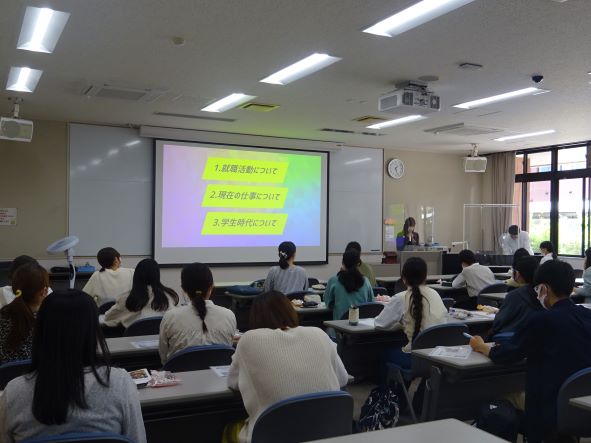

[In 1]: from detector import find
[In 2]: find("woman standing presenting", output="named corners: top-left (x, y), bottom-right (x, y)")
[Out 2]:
top-left (400, 217), bottom-right (419, 247)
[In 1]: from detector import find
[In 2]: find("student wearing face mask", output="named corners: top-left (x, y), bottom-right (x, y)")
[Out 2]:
top-left (470, 260), bottom-right (591, 443)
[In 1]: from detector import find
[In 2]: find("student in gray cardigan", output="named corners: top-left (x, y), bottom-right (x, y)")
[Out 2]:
top-left (488, 256), bottom-right (542, 339)
top-left (264, 241), bottom-right (309, 295)
top-left (0, 290), bottom-right (146, 443)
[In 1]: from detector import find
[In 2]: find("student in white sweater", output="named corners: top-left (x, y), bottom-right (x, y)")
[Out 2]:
top-left (452, 249), bottom-right (496, 308)
top-left (375, 257), bottom-right (448, 368)
top-left (539, 241), bottom-right (557, 264)
top-left (0, 290), bottom-right (146, 443)
top-left (227, 291), bottom-right (349, 443)
top-left (159, 262), bottom-right (236, 363)
top-left (82, 247), bottom-right (134, 306)
top-left (103, 258), bottom-right (178, 328)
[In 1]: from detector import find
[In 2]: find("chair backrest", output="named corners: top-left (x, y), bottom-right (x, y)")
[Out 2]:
top-left (22, 432), bottom-right (133, 442)
top-left (308, 277), bottom-right (320, 287)
top-left (372, 286), bottom-right (388, 296)
top-left (251, 391), bottom-right (353, 443)
top-left (98, 300), bottom-right (116, 315)
top-left (123, 316), bottom-right (163, 337)
top-left (394, 278), bottom-right (407, 294)
top-left (162, 344), bottom-right (235, 372)
top-left (0, 359), bottom-right (31, 389)
top-left (441, 298), bottom-right (456, 311)
top-left (339, 302), bottom-right (384, 320)
top-left (251, 279), bottom-right (265, 289)
top-left (285, 291), bottom-right (312, 301)
top-left (557, 367), bottom-right (591, 437)
top-left (478, 282), bottom-right (509, 296)
top-left (412, 323), bottom-right (469, 350)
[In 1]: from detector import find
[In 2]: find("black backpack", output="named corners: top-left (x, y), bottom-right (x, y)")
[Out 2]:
top-left (475, 400), bottom-right (522, 443)
top-left (357, 386), bottom-right (400, 432)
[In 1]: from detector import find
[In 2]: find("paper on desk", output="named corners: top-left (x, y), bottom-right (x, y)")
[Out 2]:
top-left (430, 346), bottom-right (472, 359)
top-left (130, 339), bottom-right (159, 349)
top-left (210, 365), bottom-right (231, 377)
top-left (357, 318), bottom-right (375, 327)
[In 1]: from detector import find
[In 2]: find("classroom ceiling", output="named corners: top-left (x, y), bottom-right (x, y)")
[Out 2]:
top-left (1, 0), bottom-right (590, 154)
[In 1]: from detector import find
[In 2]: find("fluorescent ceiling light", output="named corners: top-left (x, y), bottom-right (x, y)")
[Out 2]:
top-left (364, 0), bottom-right (475, 37)
top-left (260, 53), bottom-right (341, 85)
top-left (17, 6), bottom-right (70, 53)
top-left (494, 130), bottom-right (556, 142)
top-left (366, 115), bottom-right (426, 129)
top-left (201, 93), bottom-right (256, 113)
top-left (6, 66), bottom-right (43, 92)
top-left (453, 87), bottom-right (548, 109)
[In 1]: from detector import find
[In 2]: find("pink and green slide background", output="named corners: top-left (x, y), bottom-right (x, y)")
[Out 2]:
top-left (161, 144), bottom-right (322, 248)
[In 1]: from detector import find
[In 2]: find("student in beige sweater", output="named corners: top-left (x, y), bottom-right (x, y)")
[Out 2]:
top-left (83, 247), bottom-right (134, 306)
top-left (227, 291), bottom-right (349, 443)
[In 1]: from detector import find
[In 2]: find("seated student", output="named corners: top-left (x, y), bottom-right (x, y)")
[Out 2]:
top-left (505, 248), bottom-right (531, 289)
top-left (159, 262), bottom-right (237, 363)
top-left (375, 257), bottom-right (448, 369)
top-left (539, 241), bottom-right (557, 264)
top-left (452, 249), bottom-right (496, 309)
top-left (345, 241), bottom-right (377, 287)
top-left (488, 256), bottom-right (541, 339)
top-left (0, 256), bottom-right (52, 308)
top-left (263, 241), bottom-right (308, 294)
top-left (82, 247), bottom-right (134, 306)
top-left (0, 290), bottom-right (146, 442)
top-left (0, 263), bottom-right (49, 364)
top-left (470, 260), bottom-right (591, 443)
top-left (226, 291), bottom-right (348, 443)
top-left (103, 258), bottom-right (179, 328)
top-left (574, 247), bottom-right (591, 299)
top-left (324, 249), bottom-right (374, 321)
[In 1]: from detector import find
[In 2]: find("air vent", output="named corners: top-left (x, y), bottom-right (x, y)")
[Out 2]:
top-left (320, 128), bottom-right (384, 137)
top-left (81, 84), bottom-right (166, 102)
top-left (240, 102), bottom-right (279, 112)
top-left (424, 123), bottom-right (503, 136)
top-left (353, 115), bottom-right (387, 124)
top-left (153, 112), bottom-right (235, 122)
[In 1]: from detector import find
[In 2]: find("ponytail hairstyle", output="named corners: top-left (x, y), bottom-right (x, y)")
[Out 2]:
top-left (7, 255), bottom-right (37, 282)
top-left (401, 257), bottom-right (428, 341)
top-left (337, 249), bottom-right (365, 293)
top-left (1, 262), bottom-right (48, 352)
top-left (126, 258), bottom-right (178, 312)
top-left (539, 241), bottom-right (557, 260)
top-left (97, 247), bottom-right (120, 272)
top-left (181, 263), bottom-right (213, 332)
top-left (278, 241), bottom-right (296, 270)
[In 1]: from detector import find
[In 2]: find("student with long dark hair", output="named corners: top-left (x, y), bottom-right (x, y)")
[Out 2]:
top-left (345, 241), bottom-right (377, 287)
top-left (83, 247), bottom-right (134, 305)
top-left (324, 249), bottom-right (374, 321)
top-left (375, 257), bottom-right (447, 368)
top-left (103, 258), bottom-right (178, 328)
top-left (159, 262), bottom-right (236, 363)
top-left (263, 241), bottom-right (308, 294)
top-left (539, 241), bottom-right (557, 264)
top-left (0, 290), bottom-right (146, 442)
top-left (226, 291), bottom-right (348, 443)
top-left (0, 263), bottom-right (49, 364)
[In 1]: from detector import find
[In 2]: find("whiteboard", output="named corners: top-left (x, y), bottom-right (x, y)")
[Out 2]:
top-left (328, 147), bottom-right (383, 253)
top-left (69, 124), bottom-right (153, 256)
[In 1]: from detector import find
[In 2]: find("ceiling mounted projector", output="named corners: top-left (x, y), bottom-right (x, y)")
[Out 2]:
top-left (464, 143), bottom-right (487, 173)
top-left (379, 80), bottom-right (440, 115)
top-left (47, 235), bottom-right (79, 289)
top-left (1, 100), bottom-right (33, 142)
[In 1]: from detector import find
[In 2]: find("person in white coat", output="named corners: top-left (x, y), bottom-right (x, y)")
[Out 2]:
top-left (500, 225), bottom-right (534, 255)
top-left (82, 247), bottom-right (134, 306)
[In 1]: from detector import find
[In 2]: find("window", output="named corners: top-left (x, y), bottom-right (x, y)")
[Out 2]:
top-left (515, 142), bottom-right (591, 256)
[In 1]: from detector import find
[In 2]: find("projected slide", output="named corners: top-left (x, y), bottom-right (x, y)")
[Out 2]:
top-left (154, 141), bottom-right (328, 265)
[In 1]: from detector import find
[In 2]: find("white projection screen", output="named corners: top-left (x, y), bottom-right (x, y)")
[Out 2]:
top-left (154, 140), bottom-right (329, 265)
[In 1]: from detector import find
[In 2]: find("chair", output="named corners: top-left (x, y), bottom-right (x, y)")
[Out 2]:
top-left (387, 323), bottom-right (469, 422)
top-left (557, 367), bottom-right (591, 437)
top-left (251, 391), bottom-right (353, 443)
top-left (478, 282), bottom-right (510, 296)
top-left (285, 291), bottom-right (313, 301)
top-left (372, 286), bottom-right (388, 296)
top-left (98, 300), bottom-right (115, 315)
top-left (574, 269), bottom-right (584, 279)
top-left (123, 316), bottom-right (163, 337)
top-left (251, 279), bottom-right (265, 289)
top-left (308, 277), bottom-right (320, 287)
top-left (441, 297), bottom-right (456, 311)
top-left (0, 359), bottom-right (31, 389)
top-left (22, 432), bottom-right (133, 442)
top-left (162, 344), bottom-right (235, 372)
top-left (339, 302), bottom-right (384, 320)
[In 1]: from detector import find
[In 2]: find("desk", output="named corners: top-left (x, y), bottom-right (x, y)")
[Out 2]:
top-left (140, 369), bottom-right (245, 443)
top-left (570, 396), bottom-right (591, 413)
top-left (49, 271), bottom-right (93, 290)
top-left (478, 292), bottom-right (507, 305)
top-left (306, 418), bottom-right (508, 443)
top-left (412, 345), bottom-right (525, 421)
top-left (106, 335), bottom-right (160, 370)
top-left (295, 304), bottom-right (332, 328)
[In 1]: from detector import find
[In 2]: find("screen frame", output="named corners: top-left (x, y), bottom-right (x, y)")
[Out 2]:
top-left (152, 137), bottom-right (330, 267)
